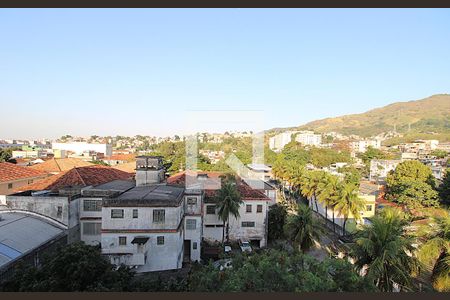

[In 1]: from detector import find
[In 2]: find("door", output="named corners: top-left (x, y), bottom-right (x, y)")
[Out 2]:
top-left (183, 240), bottom-right (191, 262)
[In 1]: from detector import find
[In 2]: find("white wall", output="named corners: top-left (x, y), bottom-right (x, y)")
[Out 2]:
top-left (52, 142), bottom-right (112, 156)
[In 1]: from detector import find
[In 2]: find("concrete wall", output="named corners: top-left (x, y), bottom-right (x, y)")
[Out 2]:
top-left (202, 200), bottom-right (269, 247)
top-left (102, 206), bottom-right (183, 230)
top-left (102, 231), bottom-right (184, 272)
top-left (184, 215), bottom-right (202, 261)
top-left (0, 175), bottom-right (47, 195)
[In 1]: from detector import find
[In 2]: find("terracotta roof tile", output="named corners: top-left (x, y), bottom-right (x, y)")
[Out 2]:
top-left (15, 165), bottom-right (133, 192)
top-left (29, 158), bottom-right (94, 173)
top-left (0, 162), bottom-right (48, 183)
top-left (111, 161), bottom-right (136, 173)
top-left (167, 171), bottom-right (269, 201)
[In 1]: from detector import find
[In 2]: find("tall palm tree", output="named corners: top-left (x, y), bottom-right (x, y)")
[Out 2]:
top-left (317, 174), bottom-right (341, 233)
top-left (417, 216), bottom-right (450, 292)
top-left (284, 203), bottom-right (322, 252)
top-left (216, 177), bottom-right (243, 244)
top-left (350, 208), bottom-right (420, 292)
top-left (334, 183), bottom-right (366, 236)
top-left (300, 170), bottom-right (322, 212)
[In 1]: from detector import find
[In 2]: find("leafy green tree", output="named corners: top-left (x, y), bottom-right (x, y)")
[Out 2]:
top-left (90, 160), bottom-right (109, 166)
top-left (300, 170), bottom-right (323, 212)
top-left (215, 176), bottom-right (243, 243)
top-left (386, 160), bottom-right (439, 209)
top-left (439, 171), bottom-right (450, 206)
top-left (350, 208), bottom-right (420, 292)
top-left (284, 204), bottom-right (322, 252)
top-left (431, 150), bottom-right (448, 159)
top-left (188, 249), bottom-right (377, 292)
top-left (0, 242), bottom-right (133, 291)
top-left (0, 148), bottom-right (13, 162)
top-left (268, 203), bottom-right (288, 241)
top-left (417, 216), bottom-right (450, 292)
top-left (334, 183), bottom-right (366, 236)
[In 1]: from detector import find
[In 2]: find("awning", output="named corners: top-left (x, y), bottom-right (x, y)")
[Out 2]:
top-left (131, 237), bottom-right (150, 244)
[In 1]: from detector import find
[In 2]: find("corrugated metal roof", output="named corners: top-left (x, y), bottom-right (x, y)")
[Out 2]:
top-left (0, 212), bottom-right (65, 269)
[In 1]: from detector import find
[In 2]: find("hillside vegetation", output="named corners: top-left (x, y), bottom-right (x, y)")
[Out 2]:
top-left (270, 94), bottom-right (450, 139)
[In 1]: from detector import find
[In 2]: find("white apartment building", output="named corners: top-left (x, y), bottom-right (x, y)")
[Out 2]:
top-left (350, 139), bottom-right (382, 153)
top-left (369, 159), bottom-right (401, 183)
top-left (269, 131), bottom-right (297, 152)
top-left (295, 131), bottom-right (322, 146)
top-left (52, 142), bottom-right (113, 157)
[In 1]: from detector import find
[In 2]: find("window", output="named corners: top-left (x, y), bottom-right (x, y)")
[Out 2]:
top-left (246, 204), bottom-right (252, 213)
top-left (257, 205), bottom-right (263, 213)
top-left (83, 222), bottom-right (101, 235)
top-left (133, 209), bottom-right (138, 218)
top-left (205, 225), bottom-right (215, 228)
top-left (7, 183), bottom-right (12, 189)
top-left (28, 179), bottom-right (33, 184)
top-left (153, 209), bottom-right (165, 223)
top-left (187, 197), bottom-right (197, 205)
top-left (83, 199), bottom-right (102, 212)
top-left (366, 205), bottom-right (373, 212)
top-left (206, 205), bottom-right (216, 214)
top-left (119, 236), bottom-right (127, 246)
top-left (242, 221), bottom-right (255, 227)
top-left (111, 209), bottom-right (124, 218)
top-left (157, 236), bottom-right (164, 245)
top-left (57, 206), bottom-right (63, 218)
top-left (186, 219), bottom-right (196, 230)
top-left (193, 242), bottom-right (198, 250)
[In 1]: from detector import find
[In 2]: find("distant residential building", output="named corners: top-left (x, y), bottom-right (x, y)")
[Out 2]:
top-left (436, 142), bottom-right (450, 153)
top-left (401, 152), bottom-right (419, 161)
top-left (350, 139), bottom-right (381, 153)
top-left (199, 150), bottom-right (225, 164)
top-left (295, 131), bottom-right (322, 146)
top-left (369, 159), bottom-right (401, 183)
top-left (0, 162), bottom-right (48, 195)
top-left (11, 150), bottom-right (44, 159)
top-left (269, 131), bottom-right (297, 152)
top-left (102, 154), bottom-right (135, 166)
top-left (52, 142), bottom-right (113, 157)
top-left (246, 163), bottom-right (272, 181)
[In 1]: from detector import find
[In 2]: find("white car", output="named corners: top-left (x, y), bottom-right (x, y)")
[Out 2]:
top-left (239, 240), bottom-right (252, 253)
top-left (213, 259), bottom-right (233, 271)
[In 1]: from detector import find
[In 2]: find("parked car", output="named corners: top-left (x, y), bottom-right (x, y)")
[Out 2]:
top-left (239, 239), bottom-right (252, 253)
top-left (212, 259), bottom-right (232, 271)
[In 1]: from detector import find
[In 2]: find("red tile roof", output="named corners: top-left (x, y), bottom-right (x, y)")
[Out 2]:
top-left (104, 154), bottom-right (135, 162)
top-left (15, 165), bottom-right (133, 192)
top-left (29, 158), bottom-right (94, 173)
top-left (0, 162), bottom-right (48, 183)
top-left (167, 171), bottom-right (269, 201)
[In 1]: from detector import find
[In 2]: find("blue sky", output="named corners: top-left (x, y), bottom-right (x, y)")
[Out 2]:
top-left (1, 9), bottom-right (450, 139)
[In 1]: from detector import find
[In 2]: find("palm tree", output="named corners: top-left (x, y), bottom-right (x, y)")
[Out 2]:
top-left (417, 216), bottom-right (450, 291)
top-left (334, 183), bottom-right (366, 236)
top-left (317, 174), bottom-right (341, 233)
top-left (216, 177), bottom-right (243, 244)
top-left (350, 208), bottom-right (420, 292)
top-left (300, 170), bottom-right (322, 212)
top-left (284, 203), bottom-right (322, 252)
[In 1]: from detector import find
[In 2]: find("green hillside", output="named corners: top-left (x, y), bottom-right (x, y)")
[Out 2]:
top-left (273, 94), bottom-right (450, 139)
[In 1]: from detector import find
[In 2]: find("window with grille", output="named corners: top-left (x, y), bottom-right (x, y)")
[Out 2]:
top-left (83, 222), bottom-right (101, 235)
top-left (187, 197), bottom-right (197, 205)
top-left (83, 199), bottom-right (102, 211)
top-left (366, 205), bottom-right (373, 212)
top-left (57, 206), bottom-right (63, 218)
top-left (7, 183), bottom-right (12, 189)
top-left (119, 236), bottom-right (127, 246)
top-left (186, 219), bottom-right (196, 230)
top-left (111, 209), bottom-right (124, 218)
top-left (257, 205), bottom-right (263, 213)
top-left (242, 221), bottom-right (255, 227)
top-left (246, 204), bottom-right (252, 213)
top-left (193, 242), bottom-right (198, 250)
top-left (206, 205), bottom-right (216, 214)
top-left (133, 209), bottom-right (138, 218)
top-left (153, 209), bottom-right (165, 223)
top-left (157, 236), bottom-right (164, 245)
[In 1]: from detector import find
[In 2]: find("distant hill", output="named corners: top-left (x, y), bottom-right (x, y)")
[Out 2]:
top-left (269, 94), bottom-right (450, 139)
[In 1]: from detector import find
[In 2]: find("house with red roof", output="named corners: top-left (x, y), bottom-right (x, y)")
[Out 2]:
top-left (0, 162), bottom-right (48, 196)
